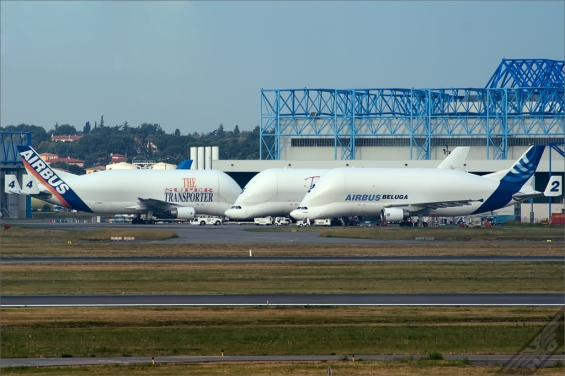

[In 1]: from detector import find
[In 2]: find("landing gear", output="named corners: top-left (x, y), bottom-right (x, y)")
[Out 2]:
top-left (132, 215), bottom-right (155, 225)
top-left (399, 219), bottom-right (413, 227)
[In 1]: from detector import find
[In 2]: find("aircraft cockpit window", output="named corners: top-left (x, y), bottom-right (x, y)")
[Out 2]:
top-left (297, 206), bottom-right (308, 210)
top-left (230, 206), bottom-right (242, 209)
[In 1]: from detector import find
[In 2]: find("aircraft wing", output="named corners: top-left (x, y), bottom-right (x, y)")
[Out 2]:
top-left (128, 197), bottom-right (178, 212)
top-left (384, 199), bottom-right (481, 211)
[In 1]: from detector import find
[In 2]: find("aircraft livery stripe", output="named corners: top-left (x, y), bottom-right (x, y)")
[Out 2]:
top-left (22, 159), bottom-right (71, 208)
top-left (473, 146), bottom-right (544, 214)
top-left (18, 146), bottom-right (93, 213)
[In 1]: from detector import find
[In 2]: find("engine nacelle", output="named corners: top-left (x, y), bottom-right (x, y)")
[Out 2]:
top-left (168, 207), bottom-right (196, 219)
top-left (381, 208), bottom-right (410, 222)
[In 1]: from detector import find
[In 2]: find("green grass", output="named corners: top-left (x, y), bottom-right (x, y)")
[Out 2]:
top-left (319, 225), bottom-right (565, 241)
top-left (2, 262), bottom-right (562, 295)
top-left (245, 224), bottom-right (565, 241)
top-left (2, 306), bottom-right (562, 359)
top-left (0, 226), bottom-right (178, 243)
top-left (2, 359), bottom-right (543, 376)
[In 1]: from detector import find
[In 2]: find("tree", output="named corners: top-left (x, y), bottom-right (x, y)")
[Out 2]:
top-left (100, 115), bottom-right (104, 127)
top-left (0, 123), bottom-right (50, 148)
top-left (41, 203), bottom-right (52, 212)
top-left (174, 129), bottom-right (181, 136)
top-left (52, 124), bottom-right (77, 136)
top-left (216, 124), bottom-right (225, 139)
top-left (83, 121), bottom-right (91, 135)
top-left (233, 124), bottom-right (240, 136)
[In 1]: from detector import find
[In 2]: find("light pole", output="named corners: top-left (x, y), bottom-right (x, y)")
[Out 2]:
top-left (442, 144), bottom-right (450, 156)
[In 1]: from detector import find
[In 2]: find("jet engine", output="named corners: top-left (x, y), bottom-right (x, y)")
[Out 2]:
top-left (381, 208), bottom-right (410, 222)
top-left (167, 207), bottom-right (196, 219)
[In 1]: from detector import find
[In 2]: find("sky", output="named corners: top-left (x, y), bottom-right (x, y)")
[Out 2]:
top-left (1, 1), bottom-right (563, 134)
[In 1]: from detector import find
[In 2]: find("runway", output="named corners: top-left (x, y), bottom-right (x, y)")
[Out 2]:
top-left (1, 256), bottom-right (563, 263)
top-left (2, 293), bottom-right (562, 306)
top-left (2, 354), bottom-right (564, 368)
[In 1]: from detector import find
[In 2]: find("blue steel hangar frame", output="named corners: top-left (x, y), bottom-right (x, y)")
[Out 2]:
top-left (260, 59), bottom-right (565, 160)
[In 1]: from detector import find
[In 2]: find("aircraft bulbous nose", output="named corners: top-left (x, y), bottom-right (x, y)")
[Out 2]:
top-left (289, 210), bottom-right (302, 220)
top-left (224, 207), bottom-right (246, 220)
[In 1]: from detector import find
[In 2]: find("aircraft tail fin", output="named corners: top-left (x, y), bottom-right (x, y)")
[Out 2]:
top-left (501, 146), bottom-right (545, 186)
top-left (437, 147), bottom-right (470, 170)
top-left (16, 145), bottom-right (92, 212)
top-left (4, 174), bottom-right (21, 194)
top-left (484, 146), bottom-right (545, 187)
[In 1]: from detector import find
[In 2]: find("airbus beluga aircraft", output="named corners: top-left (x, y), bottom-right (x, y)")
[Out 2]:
top-left (224, 147), bottom-right (471, 219)
top-left (6, 146), bottom-right (241, 224)
top-left (290, 145), bottom-right (561, 223)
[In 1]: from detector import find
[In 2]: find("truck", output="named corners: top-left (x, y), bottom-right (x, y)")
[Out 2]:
top-left (190, 216), bottom-right (224, 226)
top-left (254, 216), bottom-right (273, 226)
top-left (274, 217), bottom-right (291, 226)
top-left (314, 218), bottom-right (331, 227)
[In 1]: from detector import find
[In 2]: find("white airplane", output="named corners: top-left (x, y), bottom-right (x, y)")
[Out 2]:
top-left (5, 145), bottom-right (241, 224)
top-left (290, 145), bottom-right (562, 223)
top-left (224, 147), bottom-right (471, 220)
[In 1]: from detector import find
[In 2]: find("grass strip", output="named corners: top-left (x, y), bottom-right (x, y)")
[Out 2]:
top-left (6, 360), bottom-right (563, 376)
top-left (318, 225), bottom-right (565, 241)
top-left (2, 227), bottom-right (563, 258)
top-left (1, 227), bottom-right (177, 242)
top-left (2, 262), bottom-right (562, 295)
top-left (2, 306), bottom-right (562, 359)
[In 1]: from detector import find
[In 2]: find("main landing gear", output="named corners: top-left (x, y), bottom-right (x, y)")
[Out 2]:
top-left (132, 215), bottom-right (155, 225)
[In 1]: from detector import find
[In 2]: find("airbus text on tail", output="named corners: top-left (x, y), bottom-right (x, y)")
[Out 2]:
top-left (17, 145), bottom-right (92, 212)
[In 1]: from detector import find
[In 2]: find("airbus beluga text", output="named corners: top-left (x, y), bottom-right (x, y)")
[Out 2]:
top-left (225, 147), bottom-right (471, 219)
top-left (7, 146), bottom-right (241, 224)
top-left (290, 146), bottom-right (562, 222)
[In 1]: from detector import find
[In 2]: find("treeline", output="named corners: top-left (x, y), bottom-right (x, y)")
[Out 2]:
top-left (1, 120), bottom-right (261, 170)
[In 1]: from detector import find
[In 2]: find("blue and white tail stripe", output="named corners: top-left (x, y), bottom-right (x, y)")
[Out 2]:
top-left (473, 145), bottom-right (545, 214)
top-left (501, 146), bottom-right (545, 185)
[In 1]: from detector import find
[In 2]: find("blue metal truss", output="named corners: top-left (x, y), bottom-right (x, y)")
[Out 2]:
top-left (1, 132), bottom-right (31, 163)
top-left (260, 59), bottom-right (565, 160)
top-left (486, 59), bottom-right (564, 89)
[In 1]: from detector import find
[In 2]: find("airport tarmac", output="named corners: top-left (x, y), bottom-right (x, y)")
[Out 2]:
top-left (1, 256), bottom-right (563, 263)
top-left (2, 293), bottom-right (562, 307)
top-left (7, 220), bottom-right (565, 245)
top-left (2, 354), bottom-right (564, 368)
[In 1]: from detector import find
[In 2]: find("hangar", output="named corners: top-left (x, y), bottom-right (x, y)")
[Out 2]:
top-left (214, 59), bottom-right (564, 220)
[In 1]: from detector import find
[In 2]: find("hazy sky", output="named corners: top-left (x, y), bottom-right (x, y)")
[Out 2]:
top-left (1, 1), bottom-right (563, 134)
